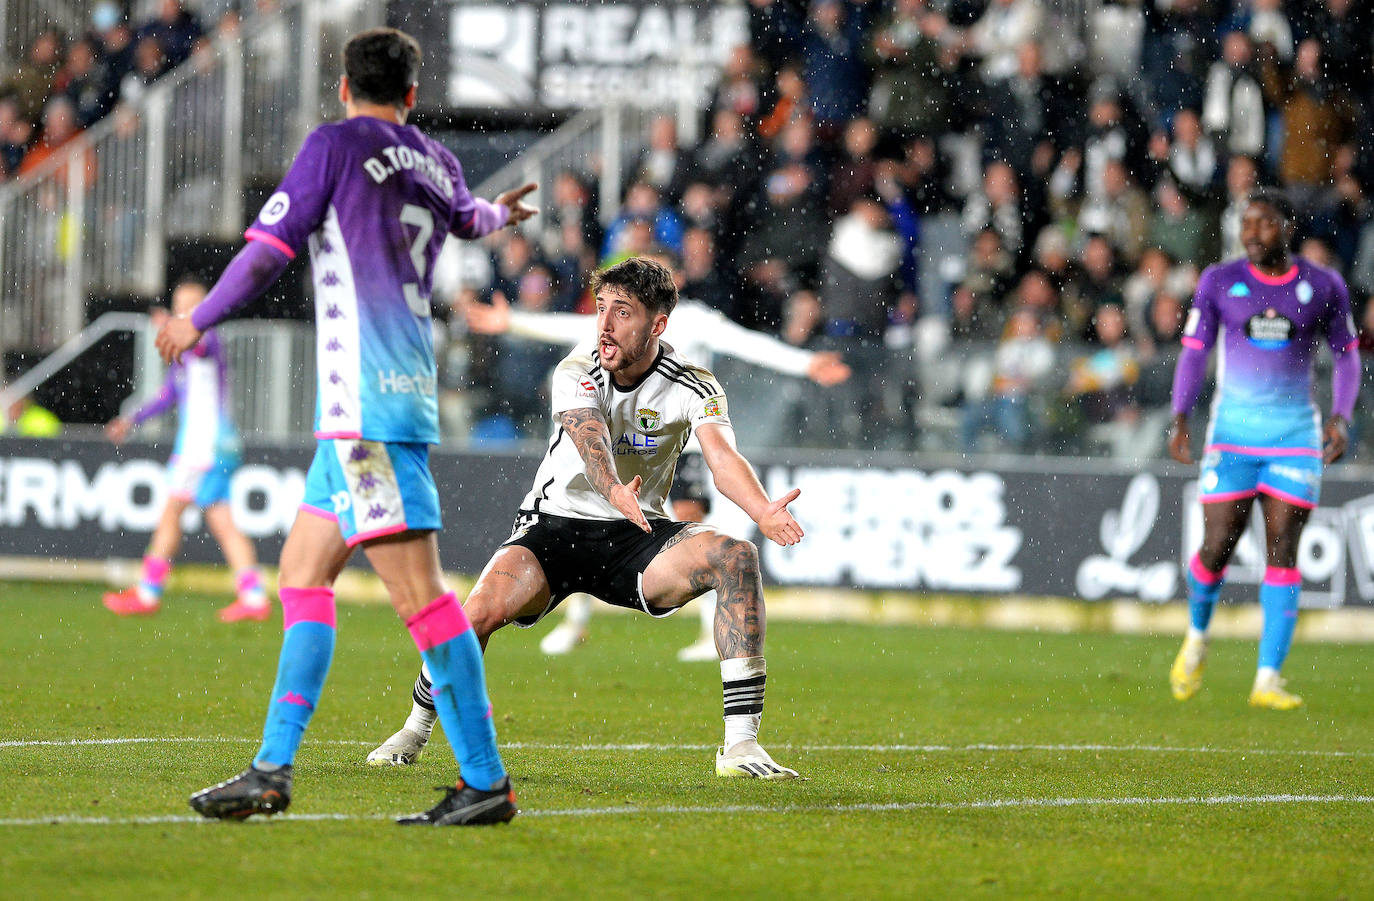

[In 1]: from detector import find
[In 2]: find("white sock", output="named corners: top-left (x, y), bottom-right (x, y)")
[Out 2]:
top-left (1254, 666), bottom-right (1281, 690)
top-left (1185, 626), bottom-right (1209, 645)
top-left (721, 656), bottom-right (765, 749)
top-left (563, 593), bottom-right (592, 627)
top-left (406, 663), bottom-right (436, 736)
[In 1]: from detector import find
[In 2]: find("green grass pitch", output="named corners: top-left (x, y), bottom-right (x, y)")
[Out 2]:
top-left (3, 579), bottom-right (1372, 899)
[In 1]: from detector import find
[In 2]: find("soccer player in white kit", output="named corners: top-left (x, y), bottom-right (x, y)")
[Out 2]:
top-left (375, 258), bottom-right (806, 778)
top-left (462, 286), bottom-right (850, 661)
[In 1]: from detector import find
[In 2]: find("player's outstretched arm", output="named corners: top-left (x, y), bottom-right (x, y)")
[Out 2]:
top-left (690, 304), bottom-right (850, 383)
top-left (155, 241), bottom-right (289, 362)
top-left (696, 423), bottom-right (803, 547)
top-left (559, 407), bottom-right (651, 532)
top-left (464, 290), bottom-right (591, 344)
top-left (494, 183), bottom-right (538, 226)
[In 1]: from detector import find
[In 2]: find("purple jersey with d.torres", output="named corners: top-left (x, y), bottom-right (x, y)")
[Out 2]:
top-left (244, 117), bottom-right (507, 444)
top-left (132, 330), bottom-right (238, 467)
top-left (1183, 258), bottom-right (1357, 451)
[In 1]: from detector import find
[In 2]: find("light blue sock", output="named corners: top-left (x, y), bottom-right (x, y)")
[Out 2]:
top-left (1186, 554), bottom-right (1225, 632)
top-left (1258, 570), bottom-right (1301, 671)
top-left (408, 593), bottom-right (506, 791)
top-left (255, 587), bottom-right (336, 767)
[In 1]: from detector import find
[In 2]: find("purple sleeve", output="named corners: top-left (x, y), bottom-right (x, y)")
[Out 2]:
top-left (190, 240), bottom-right (292, 331)
top-left (243, 127), bottom-right (336, 258)
top-left (1180, 266), bottom-right (1221, 351)
top-left (1332, 345), bottom-right (1360, 421)
top-left (130, 373), bottom-right (177, 425)
top-left (1171, 345), bottom-right (1210, 416)
top-left (447, 152), bottom-right (509, 239)
top-left (1323, 269), bottom-right (1359, 355)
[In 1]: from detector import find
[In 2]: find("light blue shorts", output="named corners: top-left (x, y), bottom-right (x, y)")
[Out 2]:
top-left (168, 452), bottom-right (240, 508)
top-left (1199, 446), bottom-right (1322, 509)
top-left (300, 439), bottom-right (440, 546)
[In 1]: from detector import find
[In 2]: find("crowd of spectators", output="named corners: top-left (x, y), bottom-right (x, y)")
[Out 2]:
top-left (0, 0), bottom-right (210, 182)
top-left (450, 0), bottom-right (1374, 458)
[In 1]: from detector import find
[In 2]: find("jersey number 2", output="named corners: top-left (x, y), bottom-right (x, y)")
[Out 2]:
top-left (400, 203), bottom-right (434, 318)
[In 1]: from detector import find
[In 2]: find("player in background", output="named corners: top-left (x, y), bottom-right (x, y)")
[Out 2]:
top-left (157, 28), bottom-right (537, 825)
top-left (102, 278), bottom-right (269, 623)
top-left (367, 279), bottom-right (849, 766)
top-left (373, 258), bottom-right (805, 779)
top-left (1168, 188), bottom-right (1360, 710)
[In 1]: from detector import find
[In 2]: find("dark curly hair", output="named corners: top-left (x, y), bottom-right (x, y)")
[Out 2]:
top-left (590, 257), bottom-right (678, 317)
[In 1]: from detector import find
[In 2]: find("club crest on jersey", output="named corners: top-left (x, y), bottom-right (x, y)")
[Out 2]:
top-left (703, 397), bottom-right (724, 418)
top-left (636, 408), bottom-right (661, 431)
top-left (1245, 309), bottom-right (1293, 349)
top-left (1228, 282), bottom-right (1251, 298)
top-left (1297, 281), bottom-right (1313, 304)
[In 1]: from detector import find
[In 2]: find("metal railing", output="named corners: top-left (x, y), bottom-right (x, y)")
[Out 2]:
top-left (0, 0), bottom-right (327, 362)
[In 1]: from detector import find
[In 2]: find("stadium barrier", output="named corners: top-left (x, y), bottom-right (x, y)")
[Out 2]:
top-left (5, 436), bottom-right (1374, 616)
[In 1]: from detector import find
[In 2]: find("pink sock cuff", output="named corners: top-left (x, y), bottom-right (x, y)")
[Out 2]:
top-left (280, 586), bottom-right (336, 629)
top-left (235, 569), bottom-right (264, 593)
top-left (142, 555), bottom-right (171, 583)
top-left (1189, 554), bottom-right (1226, 586)
top-left (1264, 566), bottom-right (1302, 587)
top-left (406, 592), bottom-right (471, 652)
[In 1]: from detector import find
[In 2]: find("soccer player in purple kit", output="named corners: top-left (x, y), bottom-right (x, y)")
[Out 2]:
top-left (1168, 188), bottom-right (1360, 710)
top-left (157, 28), bottom-right (537, 824)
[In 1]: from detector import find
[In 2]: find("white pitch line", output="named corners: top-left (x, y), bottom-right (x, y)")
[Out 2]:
top-left (2, 737), bottom-right (1373, 759)
top-left (0, 794), bottom-right (1371, 828)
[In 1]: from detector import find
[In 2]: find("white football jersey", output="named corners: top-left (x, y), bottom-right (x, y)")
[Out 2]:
top-left (519, 341), bottom-right (731, 521)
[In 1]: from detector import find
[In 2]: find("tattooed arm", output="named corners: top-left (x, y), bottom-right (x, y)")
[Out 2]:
top-left (559, 407), bottom-right (651, 532)
top-left (695, 423), bottom-right (804, 547)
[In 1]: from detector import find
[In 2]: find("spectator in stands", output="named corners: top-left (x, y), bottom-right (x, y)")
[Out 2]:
top-left (984, 42), bottom-right (1068, 181)
top-left (1306, 0), bottom-right (1368, 93)
top-left (1080, 88), bottom-right (1150, 204)
top-left (827, 116), bottom-right (879, 216)
top-left (57, 37), bottom-right (117, 129)
top-left (1079, 158), bottom-right (1151, 263)
top-left (1122, 246), bottom-right (1173, 342)
top-left (118, 35), bottom-right (169, 108)
top-left (1202, 30), bottom-right (1266, 161)
top-left (1261, 39), bottom-right (1356, 210)
top-left (1239, 0), bottom-right (1294, 62)
top-left (137, 0), bottom-right (205, 70)
top-left (709, 44), bottom-right (765, 123)
top-left (1218, 154), bottom-right (1260, 260)
top-left (680, 227), bottom-right (735, 316)
top-left (17, 97), bottom-right (93, 188)
top-left (1147, 178), bottom-right (1207, 265)
top-left (954, 227), bottom-right (1014, 327)
top-left (93, 2), bottom-right (137, 89)
top-left (1157, 108), bottom-right (1218, 195)
top-left (895, 134), bottom-right (956, 214)
top-left (962, 160), bottom-right (1034, 265)
top-left (757, 62), bottom-right (809, 142)
top-left (800, 0), bottom-right (872, 134)
top-left (740, 153), bottom-right (824, 283)
top-left (1062, 235), bottom-right (1125, 341)
top-left (492, 265), bottom-right (564, 437)
top-left (630, 114), bottom-right (696, 206)
top-left (601, 182), bottom-right (683, 259)
top-left (866, 0), bottom-right (949, 140)
top-left (1, 395), bottom-right (62, 437)
top-left (488, 231), bottom-right (543, 303)
top-left (0, 97), bottom-right (31, 176)
top-left (960, 307), bottom-right (1055, 452)
top-left (748, 0), bottom-right (805, 73)
top-left (1, 29), bottom-right (63, 125)
top-left (693, 110), bottom-right (760, 200)
top-left (544, 168), bottom-right (600, 258)
top-left (967, 0), bottom-right (1046, 82)
top-left (1063, 302), bottom-right (1141, 451)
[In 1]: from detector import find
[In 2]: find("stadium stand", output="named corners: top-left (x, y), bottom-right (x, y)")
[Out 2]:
top-left (3, 0), bottom-right (1373, 459)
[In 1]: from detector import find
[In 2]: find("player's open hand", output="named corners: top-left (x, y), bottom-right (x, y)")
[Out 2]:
top-left (105, 417), bottom-right (131, 445)
top-left (1323, 415), bottom-right (1348, 464)
top-left (610, 475), bottom-right (651, 533)
top-left (1168, 414), bottom-right (1193, 465)
top-left (758, 488), bottom-right (804, 547)
top-left (464, 291), bottom-right (512, 335)
top-left (155, 314), bottom-right (202, 363)
top-left (806, 352), bottom-right (851, 386)
top-left (496, 183), bottom-right (538, 226)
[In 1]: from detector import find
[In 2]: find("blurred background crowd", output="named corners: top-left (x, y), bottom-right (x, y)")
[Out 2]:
top-left (6, 0), bottom-right (1374, 459)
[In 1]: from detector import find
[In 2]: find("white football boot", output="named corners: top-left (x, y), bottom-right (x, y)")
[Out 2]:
top-left (715, 740), bottom-right (798, 780)
top-left (539, 620), bottom-right (589, 656)
top-left (366, 727), bottom-right (430, 766)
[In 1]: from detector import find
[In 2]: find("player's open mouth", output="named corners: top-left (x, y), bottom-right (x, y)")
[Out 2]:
top-left (599, 340), bottom-right (617, 362)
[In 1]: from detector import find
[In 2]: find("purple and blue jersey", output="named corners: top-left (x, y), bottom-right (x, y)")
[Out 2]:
top-left (133, 330), bottom-right (239, 468)
top-left (242, 117), bottom-right (508, 445)
top-left (1181, 257), bottom-right (1357, 453)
